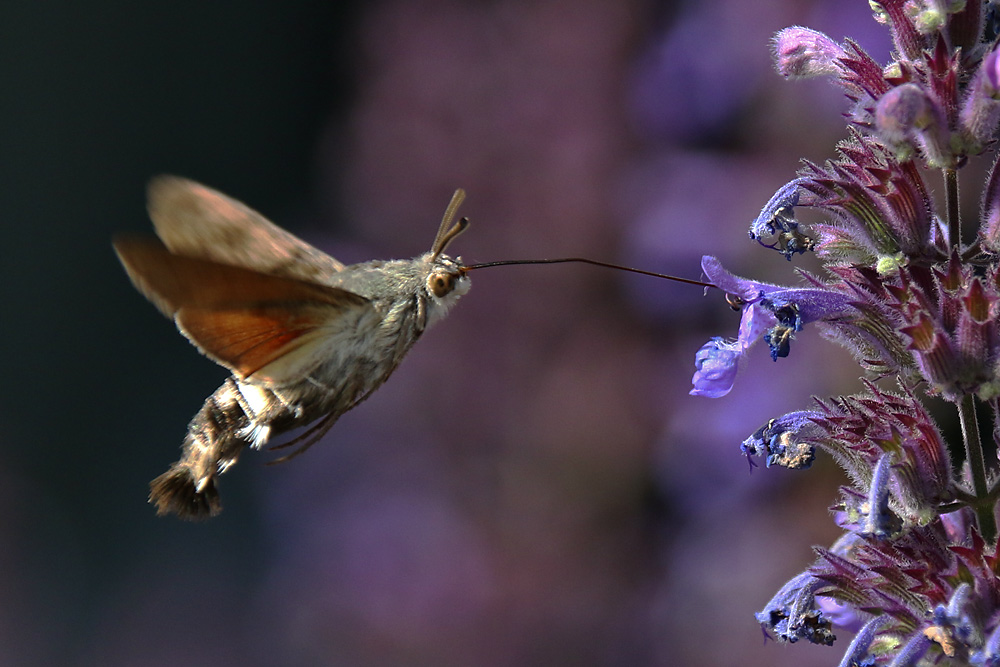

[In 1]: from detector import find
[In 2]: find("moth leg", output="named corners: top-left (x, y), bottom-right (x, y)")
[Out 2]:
top-left (265, 411), bottom-right (340, 464)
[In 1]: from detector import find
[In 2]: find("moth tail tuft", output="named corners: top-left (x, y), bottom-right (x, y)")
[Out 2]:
top-left (149, 466), bottom-right (222, 520)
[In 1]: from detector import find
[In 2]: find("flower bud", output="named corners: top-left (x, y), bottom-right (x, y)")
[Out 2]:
top-left (876, 84), bottom-right (933, 141)
top-left (980, 148), bottom-right (1000, 252)
top-left (772, 27), bottom-right (845, 79)
top-left (876, 83), bottom-right (951, 166)
top-left (960, 49), bottom-right (1000, 149)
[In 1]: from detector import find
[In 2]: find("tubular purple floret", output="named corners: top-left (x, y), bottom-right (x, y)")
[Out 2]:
top-left (887, 632), bottom-right (932, 667)
top-left (741, 410), bottom-right (822, 470)
top-left (690, 256), bottom-right (861, 396)
top-left (975, 615), bottom-right (1000, 665)
top-left (835, 615), bottom-right (890, 667)
top-left (940, 583), bottom-right (973, 636)
top-left (748, 178), bottom-right (817, 259)
top-left (861, 453), bottom-right (901, 539)
top-left (755, 572), bottom-right (836, 646)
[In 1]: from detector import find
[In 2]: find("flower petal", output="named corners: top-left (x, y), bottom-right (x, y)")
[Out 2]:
top-left (690, 338), bottom-right (742, 397)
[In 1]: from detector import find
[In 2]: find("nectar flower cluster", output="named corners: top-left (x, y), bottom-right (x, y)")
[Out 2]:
top-left (689, 2), bottom-right (1000, 665)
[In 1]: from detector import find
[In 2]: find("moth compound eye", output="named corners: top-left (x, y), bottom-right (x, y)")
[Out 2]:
top-left (429, 272), bottom-right (453, 298)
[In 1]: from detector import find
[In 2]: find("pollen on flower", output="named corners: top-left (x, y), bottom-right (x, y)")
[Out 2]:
top-left (754, 573), bottom-right (835, 646)
top-left (740, 411), bottom-right (819, 469)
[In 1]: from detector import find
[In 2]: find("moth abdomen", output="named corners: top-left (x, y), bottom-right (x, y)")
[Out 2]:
top-left (149, 465), bottom-right (221, 519)
top-left (150, 377), bottom-right (283, 519)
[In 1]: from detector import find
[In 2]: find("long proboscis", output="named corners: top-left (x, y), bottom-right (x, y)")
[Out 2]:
top-left (461, 257), bottom-right (716, 288)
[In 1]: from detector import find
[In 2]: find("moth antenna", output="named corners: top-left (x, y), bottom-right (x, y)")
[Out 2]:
top-left (430, 189), bottom-right (469, 259)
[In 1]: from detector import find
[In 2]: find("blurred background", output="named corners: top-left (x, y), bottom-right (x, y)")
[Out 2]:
top-left (3, 1), bottom-right (894, 665)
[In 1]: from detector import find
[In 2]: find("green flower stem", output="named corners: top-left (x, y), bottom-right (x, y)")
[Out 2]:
top-left (945, 168), bottom-right (960, 248)
top-left (958, 394), bottom-right (996, 544)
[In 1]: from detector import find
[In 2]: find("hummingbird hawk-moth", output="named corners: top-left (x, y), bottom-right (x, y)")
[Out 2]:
top-left (116, 177), bottom-right (719, 520)
top-left (115, 177), bottom-right (472, 520)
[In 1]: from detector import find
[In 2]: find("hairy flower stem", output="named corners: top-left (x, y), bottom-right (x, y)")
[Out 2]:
top-left (945, 168), bottom-right (960, 247)
top-left (958, 394), bottom-right (996, 544)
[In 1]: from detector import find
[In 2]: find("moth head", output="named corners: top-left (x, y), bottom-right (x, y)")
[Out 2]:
top-left (426, 189), bottom-right (473, 299)
top-left (421, 190), bottom-right (473, 325)
top-left (426, 254), bottom-right (471, 294)
top-left (422, 256), bottom-right (470, 329)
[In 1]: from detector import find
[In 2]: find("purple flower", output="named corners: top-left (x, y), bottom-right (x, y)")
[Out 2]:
top-left (835, 616), bottom-right (889, 667)
top-left (690, 256), bottom-right (857, 396)
top-left (858, 453), bottom-right (901, 539)
top-left (690, 338), bottom-right (742, 398)
top-left (741, 410), bottom-right (821, 469)
top-left (754, 571), bottom-right (835, 646)
top-left (748, 178), bottom-right (816, 259)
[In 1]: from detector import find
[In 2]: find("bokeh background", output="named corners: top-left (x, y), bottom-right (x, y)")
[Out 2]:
top-left (3, 1), bottom-right (897, 665)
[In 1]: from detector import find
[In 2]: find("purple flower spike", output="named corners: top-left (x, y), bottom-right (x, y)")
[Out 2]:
top-left (676, 6), bottom-right (1000, 666)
